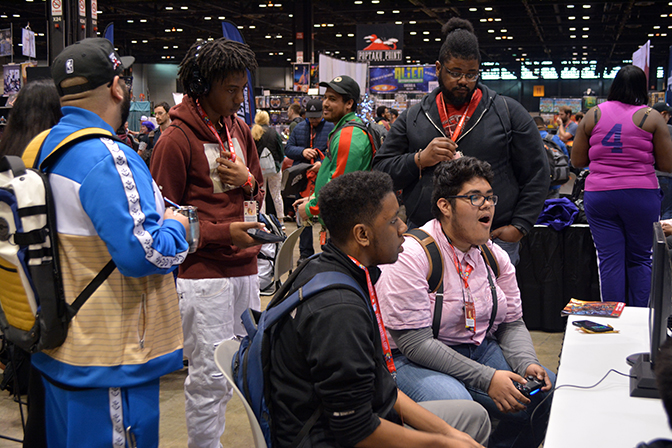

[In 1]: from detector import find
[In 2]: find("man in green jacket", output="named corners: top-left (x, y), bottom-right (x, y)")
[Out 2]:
top-left (294, 75), bottom-right (373, 222)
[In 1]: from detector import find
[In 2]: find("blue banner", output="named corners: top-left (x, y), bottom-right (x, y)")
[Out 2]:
top-left (103, 23), bottom-right (113, 45)
top-left (222, 21), bottom-right (255, 126)
top-left (369, 65), bottom-right (437, 93)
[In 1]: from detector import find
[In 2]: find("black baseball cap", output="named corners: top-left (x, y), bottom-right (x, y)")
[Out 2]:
top-left (52, 38), bottom-right (135, 97)
top-left (652, 102), bottom-right (672, 115)
top-left (319, 75), bottom-right (360, 102)
top-left (305, 99), bottom-right (323, 118)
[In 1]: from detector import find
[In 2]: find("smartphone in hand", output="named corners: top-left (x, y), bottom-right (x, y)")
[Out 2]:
top-left (247, 228), bottom-right (285, 244)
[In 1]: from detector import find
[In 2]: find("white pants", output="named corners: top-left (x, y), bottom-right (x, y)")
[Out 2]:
top-left (178, 275), bottom-right (261, 448)
top-left (260, 171), bottom-right (285, 219)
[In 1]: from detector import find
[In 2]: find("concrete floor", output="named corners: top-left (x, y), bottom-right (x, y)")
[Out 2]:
top-left (0, 223), bottom-right (566, 448)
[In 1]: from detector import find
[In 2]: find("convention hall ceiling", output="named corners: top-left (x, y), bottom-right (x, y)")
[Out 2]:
top-left (1, 1), bottom-right (670, 74)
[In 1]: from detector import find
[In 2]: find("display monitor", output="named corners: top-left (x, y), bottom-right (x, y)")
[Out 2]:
top-left (629, 221), bottom-right (672, 398)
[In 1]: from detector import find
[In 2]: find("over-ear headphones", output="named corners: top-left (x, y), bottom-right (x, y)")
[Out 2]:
top-left (189, 46), bottom-right (210, 97)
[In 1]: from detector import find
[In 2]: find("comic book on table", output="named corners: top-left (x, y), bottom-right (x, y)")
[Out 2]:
top-left (561, 298), bottom-right (625, 318)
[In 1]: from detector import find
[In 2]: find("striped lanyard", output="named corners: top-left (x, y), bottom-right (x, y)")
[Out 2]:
top-left (443, 232), bottom-right (477, 332)
top-left (195, 98), bottom-right (237, 162)
top-left (348, 256), bottom-right (397, 379)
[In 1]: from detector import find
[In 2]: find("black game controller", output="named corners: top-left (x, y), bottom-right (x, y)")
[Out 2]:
top-left (247, 228), bottom-right (286, 244)
top-left (513, 376), bottom-right (544, 398)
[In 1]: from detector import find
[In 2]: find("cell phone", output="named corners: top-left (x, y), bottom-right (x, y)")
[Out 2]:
top-left (247, 228), bottom-right (285, 244)
top-left (572, 320), bottom-right (614, 333)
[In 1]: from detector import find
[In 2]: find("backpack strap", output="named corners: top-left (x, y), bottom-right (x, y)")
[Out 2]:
top-left (479, 243), bottom-right (499, 278)
top-left (479, 244), bottom-right (499, 335)
top-left (24, 127), bottom-right (119, 320)
top-left (343, 121), bottom-right (377, 156)
top-left (404, 228), bottom-right (445, 339)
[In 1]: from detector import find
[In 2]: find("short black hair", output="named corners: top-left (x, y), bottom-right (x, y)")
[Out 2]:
top-left (319, 171), bottom-right (394, 245)
top-left (533, 116), bottom-right (546, 128)
top-left (154, 101), bottom-right (171, 113)
top-left (431, 157), bottom-right (494, 220)
top-left (389, 108), bottom-right (399, 118)
top-left (376, 105), bottom-right (388, 118)
top-left (178, 38), bottom-right (257, 98)
top-left (439, 18), bottom-right (480, 64)
top-left (607, 65), bottom-right (649, 106)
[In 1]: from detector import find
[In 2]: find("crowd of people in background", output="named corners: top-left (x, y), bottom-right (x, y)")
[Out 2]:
top-left (1, 11), bottom-right (672, 448)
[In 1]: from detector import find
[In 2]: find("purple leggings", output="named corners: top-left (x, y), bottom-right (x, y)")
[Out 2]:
top-left (584, 188), bottom-right (662, 306)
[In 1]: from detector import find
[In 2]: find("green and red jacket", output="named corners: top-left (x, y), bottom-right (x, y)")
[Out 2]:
top-left (305, 112), bottom-right (373, 218)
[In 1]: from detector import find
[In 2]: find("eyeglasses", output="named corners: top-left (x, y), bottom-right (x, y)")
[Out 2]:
top-left (447, 194), bottom-right (498, 207)
top-left (442, 66), bottom-right (480, 82)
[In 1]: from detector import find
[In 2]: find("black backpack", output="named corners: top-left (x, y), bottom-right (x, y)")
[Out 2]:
top-left (329, 120), bottom-right (386, 157)
top-left (542, 134), bottom-right (570, 187)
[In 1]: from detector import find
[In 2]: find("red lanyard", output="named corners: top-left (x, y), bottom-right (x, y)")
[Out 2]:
top-left (447, 243), bottom-right (473, 289)
top-left (348, 256), bottom-right (397, 378)
top-left (436, 92), bottom-right (476, 140)
top-left (309, 127), bottom-right (316, 148)
top-left (195, 99), bottom-right (237, 162)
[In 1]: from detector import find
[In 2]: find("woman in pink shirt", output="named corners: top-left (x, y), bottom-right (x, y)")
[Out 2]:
top-left (572, 65), bottom-right (672, 306)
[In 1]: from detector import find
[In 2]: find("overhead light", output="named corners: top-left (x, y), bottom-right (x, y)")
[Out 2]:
top-left (218, 16), bottom-right (225, 20)
top-left (347, 33), bottom-right (354, 37)
top-left (180, 6), bottom-right (188, 9)
top-left (569, 27), bottom-right (576, 31)
top-left (377, 11), bottom-right (384, 14)
top-left (494, 18), bottom-right (501, 21)
top-left (249, 25), bottom-right (256, 29)
top-left (165, 6), bottom-right (173, 10)
top-left (435, 37), bottom-right (442, 41)
top-left (500, 29), bottom-right (507, 33)
top-left (582, 4), bottom-right (591, 8)
top-left (165, 29), bottom-right (171, 32)
top-left (570, 35), bottom-right (576, 38)
top-left (140, 19), bottom-right (147, 22)
top-left (395, 21), bottom-right (402, 24)
top-left (469, 7), bottom-right (477, 11)
top-left (173, 45), bottom-right (179, 48)
top-left (583, 27), bottom-right (589, 31)
top-left (410, 31), bottom-right (417, 35)
top-left (423, 38), bottom-right (429, 42)
top-left (567, 4), bottom-right (575, 7)
top-left (582, 35), bottom-right (588, 38)
top-left (409, 21), bottom-right (416, 24)
top-left (127, 19), bottom-right (134, 23)
top-left (654, 26), bottom-right (661, 29)
top-left (164, 46), bottom-right (169, 49)
top-left (336, 33), bottom-right (342, 37)
top-left (568, 16), bottom-right (575, 20)
top-left (488, 29), bottom-right (495, 33)
top-left (392, 10), bottom-right (399, 13)
top-left (423, 31), bottom-right (430, 34)
top-left (176, 28), bottom-right (182, 32)
top-left (582, 16), bottom-right (589, 19)
top-left (204, 16), bottom-right (211, 20)
top-left (131, 40), bottom-right (137, 44)
top-left (265, 35), bottom-right (272, 39)
top-left (485, 7), bottom-right (493, 11)
top-left (142, 40), bottom-right (148, 43)
top-left (354, 0), bottom-right (362, 4)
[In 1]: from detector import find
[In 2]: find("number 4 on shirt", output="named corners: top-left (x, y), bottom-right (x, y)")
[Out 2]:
top-left (601, 124), bottom-right (623, 153)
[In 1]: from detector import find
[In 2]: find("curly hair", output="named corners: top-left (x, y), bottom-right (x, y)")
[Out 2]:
top-left (439, 17), bottom-right (480, 64)
top-left (178, 37), bottom-right (257, 98)
top-left (431, 157), bottom-right (494, 220)
top-left (319, 171), bottom-right (394, 245)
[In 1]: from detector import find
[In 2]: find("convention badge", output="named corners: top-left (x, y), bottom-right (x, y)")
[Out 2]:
top-left (465, 301), bottom-right (476, 332)
top-left (319, 228), bottom-right (327, 246)
top-left (244, 201), bottom-right (257, 222)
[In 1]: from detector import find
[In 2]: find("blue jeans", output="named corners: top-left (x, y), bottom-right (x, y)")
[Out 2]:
top-left (394, 338), bottom-right (555, 448)
top-left (298, 226), bottom-right (314, 259)
top-left (658, 177), bottom-right (672, 220)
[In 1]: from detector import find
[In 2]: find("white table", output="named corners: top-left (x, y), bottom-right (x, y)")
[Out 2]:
top-left (545, 307), bottom-right (672, 448)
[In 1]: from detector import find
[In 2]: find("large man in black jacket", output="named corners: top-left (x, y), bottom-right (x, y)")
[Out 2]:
top-left (373, 18), bottom-right (549, 264)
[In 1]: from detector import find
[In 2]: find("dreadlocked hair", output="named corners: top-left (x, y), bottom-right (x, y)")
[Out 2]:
top-left (178, 37), bottom-right (258, 98)
top-left (439, 17), bottom-right (480, 64)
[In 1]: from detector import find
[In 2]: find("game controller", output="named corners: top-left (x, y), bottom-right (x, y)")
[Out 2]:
top-left (513, 376), bottom-right (544, 398)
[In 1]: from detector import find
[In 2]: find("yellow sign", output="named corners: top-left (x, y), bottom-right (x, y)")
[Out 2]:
top-left (533, 85), bottom-right (545, 97)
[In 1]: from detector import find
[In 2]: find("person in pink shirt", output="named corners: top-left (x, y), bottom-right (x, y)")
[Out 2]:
top-left (376, 157), bottom-right (554, 448)
top-left (571, 65), bottom-right (672, 306)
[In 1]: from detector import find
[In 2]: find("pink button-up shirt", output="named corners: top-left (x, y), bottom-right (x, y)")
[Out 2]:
top-left (377, 219), bottom-right (523, 348)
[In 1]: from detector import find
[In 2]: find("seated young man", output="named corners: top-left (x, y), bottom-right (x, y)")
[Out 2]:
top-left (270, 170), bottom-right (491, 448)
top-left (376, 157), bottom-right (555, 448)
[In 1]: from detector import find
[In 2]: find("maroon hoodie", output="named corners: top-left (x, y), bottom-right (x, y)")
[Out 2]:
top-left (151, 96), bottom-right (264, 279)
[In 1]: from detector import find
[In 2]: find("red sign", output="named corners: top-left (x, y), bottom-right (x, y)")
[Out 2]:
top-left (296, 32), bottom-right (304, 40)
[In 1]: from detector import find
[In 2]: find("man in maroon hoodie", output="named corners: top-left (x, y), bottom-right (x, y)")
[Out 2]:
top-left (150, 38), bottom-right (263, 448)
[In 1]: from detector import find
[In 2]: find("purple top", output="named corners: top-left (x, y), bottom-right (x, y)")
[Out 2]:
top-left (586, 101), bottom-right (657, 191)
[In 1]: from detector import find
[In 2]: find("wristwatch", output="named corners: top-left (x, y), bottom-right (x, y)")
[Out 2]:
top-left (512, 224), bottom-right (528, 236)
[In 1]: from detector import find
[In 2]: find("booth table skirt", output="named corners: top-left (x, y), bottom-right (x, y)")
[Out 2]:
top-left (516, 224), bottom-right (600, 332)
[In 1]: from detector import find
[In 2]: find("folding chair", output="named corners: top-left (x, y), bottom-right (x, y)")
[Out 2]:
top-left (214, 340), bottom-right (267, 448)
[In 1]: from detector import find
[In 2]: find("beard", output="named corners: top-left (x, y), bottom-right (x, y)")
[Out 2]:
top-left (119, 86), bottom-right (131, 126)
top-left (438, 75), bottom-right (475, 108)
